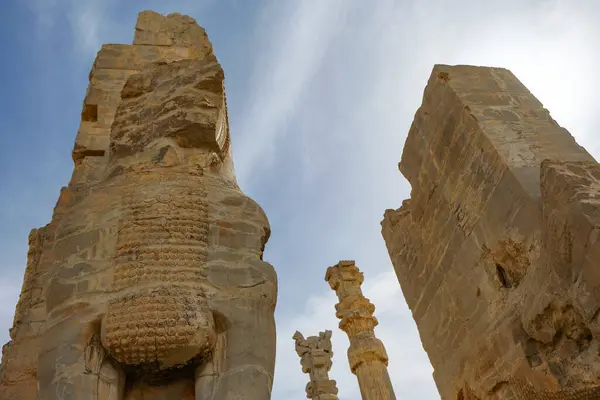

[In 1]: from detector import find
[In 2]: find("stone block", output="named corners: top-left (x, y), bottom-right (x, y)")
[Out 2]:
top-left (541, 160), bottom-right (600, 316)
top-left (110, 56), bottom-right (226, 160)
top-left (382, 64), bottom-right (600, 398)
top-left (82, 85), bottom-right (122, 109)
top-left (134, 10), bottom-right (213, 58)
top-left (89, 68), bottom-right (138, 88)
top-left (72, 123), bottom-right (110, 161)
top-left (69, 156), bottom-right (107, 186)
top-left (92, 43), bottom-right (192, 71)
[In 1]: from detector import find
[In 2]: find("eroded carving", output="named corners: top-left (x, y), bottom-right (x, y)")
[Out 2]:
top-left (1, 10), bottom-right (276, 400)
top-left (325, 261), bottom-right (396, 400)
top-left (293, 330), bottom-right (339, 400)
top-left (381, 65), bottom-right (600, 399)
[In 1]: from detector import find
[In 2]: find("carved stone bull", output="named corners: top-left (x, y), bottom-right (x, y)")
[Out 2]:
top-left (38, 54), bottom-right (277, 400)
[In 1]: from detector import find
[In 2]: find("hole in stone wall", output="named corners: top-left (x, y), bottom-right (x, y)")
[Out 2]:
top-left (73, 149), bottom-right (106, 165)
top-left (483, 239), bottom-right (532, 289)
top-left (83, 149), bottom-right (106, 157)
top-left (437, 71), bottom-right (450, 81)
top-left (496, 264), bottom-right (511, 288)
top-left (82, 104), bottom-right (98, 122)
top-left (74, 149), bottom-right (106, 160)
top-left (124, 356), bottom-right (199, 389)
top-left (524, 338), bottom-right (542, 367)
top-left (456, 389), bottom-right (464, 400)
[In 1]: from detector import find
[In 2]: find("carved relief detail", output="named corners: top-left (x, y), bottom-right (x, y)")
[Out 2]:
top-left (326, 260), bottom-right (396, 400)
top-left (293, 330), bottom-right (339, 400)
top-left (103, 174), bottom-right (216, 370)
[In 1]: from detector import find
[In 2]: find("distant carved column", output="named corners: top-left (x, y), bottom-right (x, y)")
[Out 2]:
top-left (293, 330), bottom-right (339, 400)
top-left (325, 260), bottom-right (396, 400)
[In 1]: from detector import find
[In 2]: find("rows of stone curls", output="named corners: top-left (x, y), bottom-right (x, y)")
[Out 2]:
top-left (103, 286), bottom-right (214, 366)
top-left (112, 180), bottom-right (209, 290)
top-left (104, 175), bottom-right (213, 367)
top-left (511, 378), bottom-right (600, 400)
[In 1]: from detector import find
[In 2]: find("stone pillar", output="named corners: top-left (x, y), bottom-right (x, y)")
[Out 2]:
top-left (380, 65), bottom-right (600, 399)
top-left (293, 330), bottom-right (339, 400)
top-left (325, 260), bottom-right (396, 400)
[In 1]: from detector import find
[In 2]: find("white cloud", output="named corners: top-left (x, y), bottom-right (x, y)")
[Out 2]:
top-left (24, 0), bottom-right (215, 57)
top-left (23, 0), bottom-right (113, 55)
top-left (233, 0), bottom-right (349, 187)
top-left (23, 0), bottom-right (59, 31)
top-left (65, 0), bottom-right (112, 56)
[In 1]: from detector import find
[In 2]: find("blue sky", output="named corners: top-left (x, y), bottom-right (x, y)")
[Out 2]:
top-left (1, 1), bottom-right (599, 399)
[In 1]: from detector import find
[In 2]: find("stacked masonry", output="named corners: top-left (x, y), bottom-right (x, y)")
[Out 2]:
top-left (382, 65), bottom-right (600, 399)
top-left (71, 11), bottom-right (213, 187)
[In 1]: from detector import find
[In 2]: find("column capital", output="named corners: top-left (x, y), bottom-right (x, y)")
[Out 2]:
top-left (325, 260), bottom-right (364, 293)
top-left (293, 330), bottom-right (339, 399)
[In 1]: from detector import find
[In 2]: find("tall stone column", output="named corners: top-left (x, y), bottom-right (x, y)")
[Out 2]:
top-left (293, 330), bottom-right (339, 400)
top-left (325, 260), bottom-right (396, 400)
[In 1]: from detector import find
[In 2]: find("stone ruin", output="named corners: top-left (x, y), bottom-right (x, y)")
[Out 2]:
top-left (1, 8), bottom-right (600, 400)
top-left (293, 330), bottom-right (339, 400)
top-left (0, 11), bottom-right (276, 400)
top-left (381, 65), bottom-right (600, 399)
top-left (326, 261), bottom-right (396, 400)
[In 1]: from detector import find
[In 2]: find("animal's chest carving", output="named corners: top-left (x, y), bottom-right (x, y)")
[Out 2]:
top-left (113, 174), bottom-right (209, 289)
top-left (101, 173), bottom-right (216, 370)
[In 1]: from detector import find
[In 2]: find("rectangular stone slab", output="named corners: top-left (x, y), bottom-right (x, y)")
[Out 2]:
top-left (92, 44), bottom-right (192, 71)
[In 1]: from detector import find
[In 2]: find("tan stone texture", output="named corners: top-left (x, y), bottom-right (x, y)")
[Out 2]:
top-left (293, 330), bottom-right (340, 400)
top-left (326, 261), bottom-right (396, 400)
top-left (0, 10), bottom-right (276, 400)
top-left (381, 65), bottom-right (600, 399)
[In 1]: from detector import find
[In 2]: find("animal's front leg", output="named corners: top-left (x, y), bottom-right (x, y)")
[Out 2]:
top-left (199, 298), bottom-right (276, 400)
top-left (88, 332), bottom-right (126, 400)
top-left (194, 327), bottom-right (225, 399)
top-left (37, 319), bottom-right (125, 400)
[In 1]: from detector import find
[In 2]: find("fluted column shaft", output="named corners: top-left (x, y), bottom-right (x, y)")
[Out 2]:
top-left (326, 260), bottom-right (396, 400)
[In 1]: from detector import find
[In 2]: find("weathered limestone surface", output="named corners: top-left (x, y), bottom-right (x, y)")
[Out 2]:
top-left (0, 10), bottom-right (277, 400)
top-left (325, 261), bottom-right (396, 400)
top-left (381, 65), bottom-right (600, 399)
top-left (72, 11), bottom-right (214, 188)
top-left (293, 330), bottom-right (339, 400)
